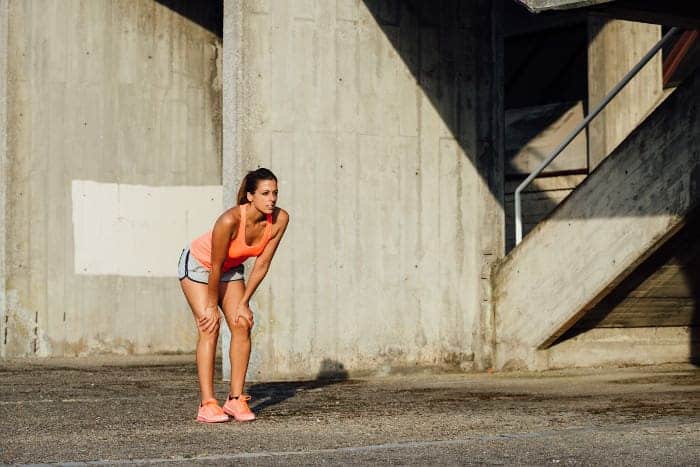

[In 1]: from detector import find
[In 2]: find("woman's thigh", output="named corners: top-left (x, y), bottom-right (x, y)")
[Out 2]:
top-left (218, 280), bottom-right (246, 328)
top-left (180, 277), bottom-right (210, 321)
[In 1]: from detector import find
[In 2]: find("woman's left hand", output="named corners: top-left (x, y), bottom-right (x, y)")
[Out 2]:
top-left (234, 302), bottom-right (254, 329)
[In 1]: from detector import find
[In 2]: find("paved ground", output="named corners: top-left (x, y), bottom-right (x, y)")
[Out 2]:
top-left (1, 356), bottom-right (699, 466)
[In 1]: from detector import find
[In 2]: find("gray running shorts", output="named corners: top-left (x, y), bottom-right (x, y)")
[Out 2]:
top-left (177, 245), bottom-right (244, 284)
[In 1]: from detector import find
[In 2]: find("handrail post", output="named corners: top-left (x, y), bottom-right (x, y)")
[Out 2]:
top-left (514, 27), bottom-right (679, 245)
top-left (515, 185), bottom-right (523, 244)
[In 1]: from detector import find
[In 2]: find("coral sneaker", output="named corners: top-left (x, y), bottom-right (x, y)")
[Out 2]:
top-left (223, 394), bottom-right (256, 422)
top-left (196, 398), bottom-right (230, 423)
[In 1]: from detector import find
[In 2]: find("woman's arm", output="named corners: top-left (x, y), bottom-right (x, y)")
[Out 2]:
top-left (235, 209), bottom-right (290, 324)
top-left (199, 209), bottom-right (237, 333)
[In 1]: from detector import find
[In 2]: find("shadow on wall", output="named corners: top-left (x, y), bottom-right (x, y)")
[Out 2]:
top-left (154, 0), bottom-right (223, 38)
top-left (247, 359), bottom-right (351, 415)
top-left (503, 3), bottom-right (593, 251)
top-left (362, 0), bottom-right (503, 204)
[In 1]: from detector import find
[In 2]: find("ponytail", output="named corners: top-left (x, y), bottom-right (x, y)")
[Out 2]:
top-left (236, 168), bottom-right (277, 205)
top-left (236, 174), bottom-right (251, 206)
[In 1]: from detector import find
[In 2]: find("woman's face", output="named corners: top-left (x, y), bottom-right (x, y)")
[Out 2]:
top-left (247, 179), bottom-right (278, 214)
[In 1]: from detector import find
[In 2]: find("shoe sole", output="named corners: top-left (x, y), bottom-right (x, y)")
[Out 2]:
top-left (196, 415), bottom-right (230, 423)
top-left (222, 407), bottom-right (256, 422)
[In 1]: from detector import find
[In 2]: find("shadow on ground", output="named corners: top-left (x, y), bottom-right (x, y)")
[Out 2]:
top-left (248, 358), bottom-right (353, 415)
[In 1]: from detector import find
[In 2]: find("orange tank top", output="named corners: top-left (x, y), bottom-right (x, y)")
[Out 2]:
top-left (190, 204), bottom-right (273, 270)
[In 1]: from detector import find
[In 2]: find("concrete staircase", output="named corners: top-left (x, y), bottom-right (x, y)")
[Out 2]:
top-left (493, 68), bottom-right (700, 370)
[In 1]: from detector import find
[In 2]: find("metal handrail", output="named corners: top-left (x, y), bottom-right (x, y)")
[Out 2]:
top-left (514, 27), bottom-right (680, 245)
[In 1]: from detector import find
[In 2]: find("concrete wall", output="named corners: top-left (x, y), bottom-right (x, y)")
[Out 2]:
top-left (587, 19), bottom-right (662, 169)
top-left (223, 0), bottom-right (504, 380)
top-left (2, 0), bottom-right (222, 357)
top-left (494, 67), bottom-right (700, 370)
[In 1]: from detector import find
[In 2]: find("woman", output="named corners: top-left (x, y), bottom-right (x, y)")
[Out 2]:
top-left (178, 168), bottom-right (289, 423)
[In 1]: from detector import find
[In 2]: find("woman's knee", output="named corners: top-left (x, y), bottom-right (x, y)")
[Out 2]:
top-left (232, 317), bottom-right (252, 334)
top-left (197, 323), bottom-right (220, 340)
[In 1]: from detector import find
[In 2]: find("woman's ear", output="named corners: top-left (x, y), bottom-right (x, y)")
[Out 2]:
top-left (246, 192), bottom-right (253, 203)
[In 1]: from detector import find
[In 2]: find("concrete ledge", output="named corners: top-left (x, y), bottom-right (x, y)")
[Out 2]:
top-left (538, 327), bottom-right (698, 370)
top-left (2, 353), bottom-right (196, 368)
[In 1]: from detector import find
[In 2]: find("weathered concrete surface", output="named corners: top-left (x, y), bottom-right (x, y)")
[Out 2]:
top-left (588, 19), bottom-right (662, 169)
top-left (223, 0), bottom-right (504, 381)
top-left (2, 1), bottom-right (222, 357)
top-left (494, 68), bottom-right (700, 370)
top-left (1, 357), bottom-right (698, 465)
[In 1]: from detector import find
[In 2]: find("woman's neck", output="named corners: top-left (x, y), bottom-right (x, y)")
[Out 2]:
top-left (245, 203), bottom-right (266, 222)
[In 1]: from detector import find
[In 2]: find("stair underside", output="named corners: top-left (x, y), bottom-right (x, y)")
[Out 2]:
top-left (494, 68), bottom-right (700, 354)
top-left (561, 210), bottom-right (700, 339)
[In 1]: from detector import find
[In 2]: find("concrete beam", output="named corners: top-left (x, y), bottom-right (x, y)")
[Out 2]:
top-left (494, 68), bottom-right (700, 369)
top-left (515, 0), bottom-right (615, 13)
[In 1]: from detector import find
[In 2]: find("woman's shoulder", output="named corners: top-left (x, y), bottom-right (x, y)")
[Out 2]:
top-left (271, 208), bottom-right (289, 236)
top-left (272, 207), bottom-right (289, 224)
top-left (216, 205), bottom-right (242, 230)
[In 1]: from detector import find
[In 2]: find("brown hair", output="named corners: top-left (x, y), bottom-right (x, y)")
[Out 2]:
top-left (236, 168), bottom-right (278, 205)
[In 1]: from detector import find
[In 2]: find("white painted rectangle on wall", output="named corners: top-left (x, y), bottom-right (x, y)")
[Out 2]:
top-left (72, 181), bottom-right (222, 277)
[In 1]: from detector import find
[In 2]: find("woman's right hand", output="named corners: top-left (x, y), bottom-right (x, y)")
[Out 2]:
top-left (198, 304), bottom-right (220, 333)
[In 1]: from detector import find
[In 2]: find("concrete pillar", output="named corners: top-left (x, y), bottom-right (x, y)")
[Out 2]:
top-left (0, 0), bottom-right (7, 358)
top-left (221, 0), bottom-right (242, 381)
top-left (473, 0), bottom-right (505, 370)
top-left (223, 0), bottom-right (504, 380)
top-left (587, 18), bottom-right (662, 169)
top-left (222, 0), bottom-right (242, 208)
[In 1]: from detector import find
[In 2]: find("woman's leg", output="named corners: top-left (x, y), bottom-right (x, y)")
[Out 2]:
top-left (219, 280), bottom-right (250, 396)
top-left (180, 277), bottom-right (220, 402)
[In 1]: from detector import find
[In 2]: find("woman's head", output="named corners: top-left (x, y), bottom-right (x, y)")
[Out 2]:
top-left (237, 168), bottom-right (278, 213)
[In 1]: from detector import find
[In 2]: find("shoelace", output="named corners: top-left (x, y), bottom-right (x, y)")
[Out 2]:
top-left (230, 395), bottom-right (252, 409)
